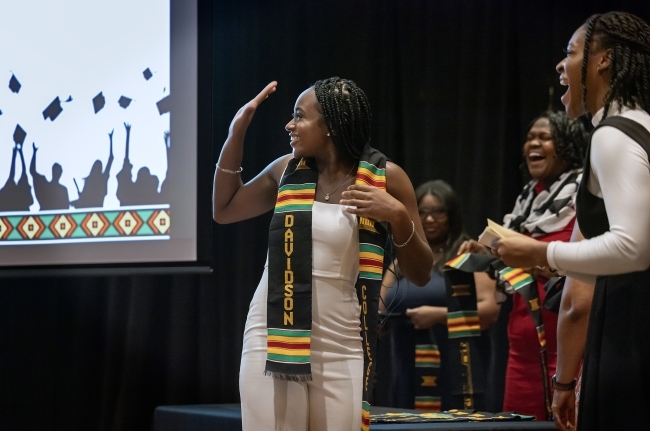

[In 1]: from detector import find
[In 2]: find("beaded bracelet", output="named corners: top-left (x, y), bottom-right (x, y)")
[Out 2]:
top-left (392, 220), bottom-right (415, 248)
top-left (216, 164), bottom-right (243, 174)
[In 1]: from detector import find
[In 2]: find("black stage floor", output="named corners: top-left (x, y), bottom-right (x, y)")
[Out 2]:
top-left (153, 404), bottom-right (557, 431)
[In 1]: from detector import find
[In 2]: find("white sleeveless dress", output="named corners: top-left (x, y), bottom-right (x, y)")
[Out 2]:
top-left (239, 202), bottom-right (364, 431)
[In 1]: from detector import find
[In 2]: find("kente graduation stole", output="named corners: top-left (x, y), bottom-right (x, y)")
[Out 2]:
top-left (497, 266), bottom-right (552, 421)
top-left (414, 333), bottom-right (442, 411)
top-left (265, 145), bottom-right (388, 431)
top-left (447, 253), bottom-right (551, 420)
top-left (443, 254), bottom-right (487, 411)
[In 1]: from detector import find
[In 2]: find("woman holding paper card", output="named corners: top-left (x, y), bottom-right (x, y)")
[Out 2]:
top-left (494, 12), bottom-right (650, 431)
top-left (459, 110), bottom-right (589, 419)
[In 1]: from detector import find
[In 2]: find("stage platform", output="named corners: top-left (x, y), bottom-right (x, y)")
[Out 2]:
top-left (153, 404), bottom-right (557, 431)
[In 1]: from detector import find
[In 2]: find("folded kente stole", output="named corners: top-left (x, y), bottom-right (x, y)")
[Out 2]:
top-left (266, 145), bottom-right (388, 431)
top-left (443, 254), bottom-right (487, 411)
top-left (414, 334), bottom-right (441, 411)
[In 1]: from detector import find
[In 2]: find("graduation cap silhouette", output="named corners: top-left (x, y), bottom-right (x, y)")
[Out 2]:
top-left (156, 94), bottom-right (171, 115)
top-left (93, 92), bottom-right (105, 114)
top-left (143, 68), bottom-right (153, 80)
top-left (9, 74), bottom-right (21, 93)
top-left (118, 96), bottom-right (132, 109)
top-left (43, 97), bottom-right (63, 121)
top-left (13, 124), bottom-right (26, 145)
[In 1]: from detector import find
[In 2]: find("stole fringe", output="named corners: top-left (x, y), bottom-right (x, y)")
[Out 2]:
top-left (264, 370), bottom-right (313, 382)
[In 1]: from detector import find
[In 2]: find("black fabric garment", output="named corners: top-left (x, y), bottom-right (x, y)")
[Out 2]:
top-left (576, 116), bottom-right (650, 430)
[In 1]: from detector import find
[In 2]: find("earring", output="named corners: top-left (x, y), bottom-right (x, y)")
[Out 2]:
top-left (327, 133), bottom-right (330, 136)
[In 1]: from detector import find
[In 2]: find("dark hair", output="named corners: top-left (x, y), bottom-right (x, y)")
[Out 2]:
top-left (313, 77), bottom-right (372, 161)
top-left (520, 110), bottom-right (589, 178)
top-left (415, 180), bottom-right (469, 270)
top-left (581, 12), bottom-right (650, 118)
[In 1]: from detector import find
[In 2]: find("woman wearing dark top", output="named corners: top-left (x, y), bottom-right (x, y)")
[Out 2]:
top-left (376, 180), bottom-right (499, 411)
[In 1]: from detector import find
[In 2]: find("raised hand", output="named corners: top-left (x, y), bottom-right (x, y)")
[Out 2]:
top-left (228, 81), bottom-right (277, 138)
top-left (32, 142), bottom-right (38, 152)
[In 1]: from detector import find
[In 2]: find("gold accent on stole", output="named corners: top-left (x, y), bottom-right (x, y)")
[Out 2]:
top-left (529, 298), bottom-right (540, 311)
top-left (421, 376), bottom-right (437, 387)
top-left (358, 217), bottom-right (379, 233)
top-left (451, 284), bottom-right (471, 297)
top-left (460, 341), bottom-right (474, 408)
top-left (295, 158), bottom-right (310, 170)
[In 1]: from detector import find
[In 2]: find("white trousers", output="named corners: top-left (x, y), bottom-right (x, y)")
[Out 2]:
top-left (240, 266), bottom-right (364, 431)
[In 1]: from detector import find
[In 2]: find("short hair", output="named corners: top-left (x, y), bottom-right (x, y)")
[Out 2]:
top-left (313, 77), bottom-right (372, 161)
top-left (581, 12), bottom-right (650, 118)
top-left (521, 111), bottom-right (589, 178)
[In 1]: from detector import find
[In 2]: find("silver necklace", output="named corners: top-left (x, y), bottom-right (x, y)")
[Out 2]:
top-left (319, 163), bottom-right (356, 201)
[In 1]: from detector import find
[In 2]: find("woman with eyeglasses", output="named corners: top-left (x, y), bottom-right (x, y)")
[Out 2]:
top-left (375, 179), bottom-right (499, 411)
top-left (459, 111), bottom-right (590, 420)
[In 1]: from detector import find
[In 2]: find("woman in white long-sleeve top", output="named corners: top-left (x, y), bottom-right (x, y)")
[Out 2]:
top-left (493, 11), bottom-right (650, 431)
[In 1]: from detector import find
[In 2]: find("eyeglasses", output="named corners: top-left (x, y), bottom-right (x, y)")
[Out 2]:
top-left (418, 206), bottom-right (447, 220)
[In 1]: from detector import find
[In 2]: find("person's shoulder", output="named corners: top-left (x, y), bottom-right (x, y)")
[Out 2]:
top-left (266, 154), bottom-right (293, 184)
top-left (384, 161), bottom-right (415, 198)
top-left (592, 112), bottom-right (650, 161)
top-left (385, 161), bottom-right (408, 183)
top-left (385, 160), bottom-right (406, 177)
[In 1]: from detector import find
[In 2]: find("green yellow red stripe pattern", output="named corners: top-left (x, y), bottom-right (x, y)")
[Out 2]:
top-left (274, 183), bottom-right (316, 213)
top-left (414, 396), bottom-right (441, 411)
top-left (266, 328), bottom-right (311, 364)
top-left (359, 243), bottom-right (384, 280)
top-left (415, 344), bottom-right (441, 368)
top-left (499, 267), bottom-right (534, 290)
top-left (445, 253), bottom-right (470, 269)
top-left (355, 161), bottom-right (386, 190)
top-left (361, 401), bottom-right (371, 431)
top-left (447, 310), bottom-right (480, 339)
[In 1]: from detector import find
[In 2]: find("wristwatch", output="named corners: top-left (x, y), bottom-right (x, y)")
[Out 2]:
top-left (552, 374), bottom-right (577, 391)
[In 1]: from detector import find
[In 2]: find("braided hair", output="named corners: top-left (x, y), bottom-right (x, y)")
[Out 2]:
top-left (313, 77), bottom-right (372, 161)
top-left (520, 111), bottom-right (589, 178)
top-left (581, 12), bottom-right (650, 118)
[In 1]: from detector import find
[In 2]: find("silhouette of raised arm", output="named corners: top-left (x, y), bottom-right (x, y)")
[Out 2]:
top-left (3, 147), bottom-right (18, 188)
top-left (29, 143), bottom-right (45, 182)
top-left (17, 144), bottom-right (28, 182)
top-left (124, 123), bottom-right (131, 162)
top-left (104, 129), bottom-right (114, 175)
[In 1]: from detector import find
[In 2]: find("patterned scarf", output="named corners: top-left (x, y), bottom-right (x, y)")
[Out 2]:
top-left (265, 145), bottom-right (388, 431)
top-left (503, 169), bottom-right (582, 237)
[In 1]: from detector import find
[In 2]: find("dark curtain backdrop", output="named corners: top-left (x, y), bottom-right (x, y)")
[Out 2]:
top-left (1, 1), bottom-right (649, 430)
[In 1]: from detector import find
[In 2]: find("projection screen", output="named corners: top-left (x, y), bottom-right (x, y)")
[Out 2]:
top-left (0, 0), bottom-right (212, 274)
